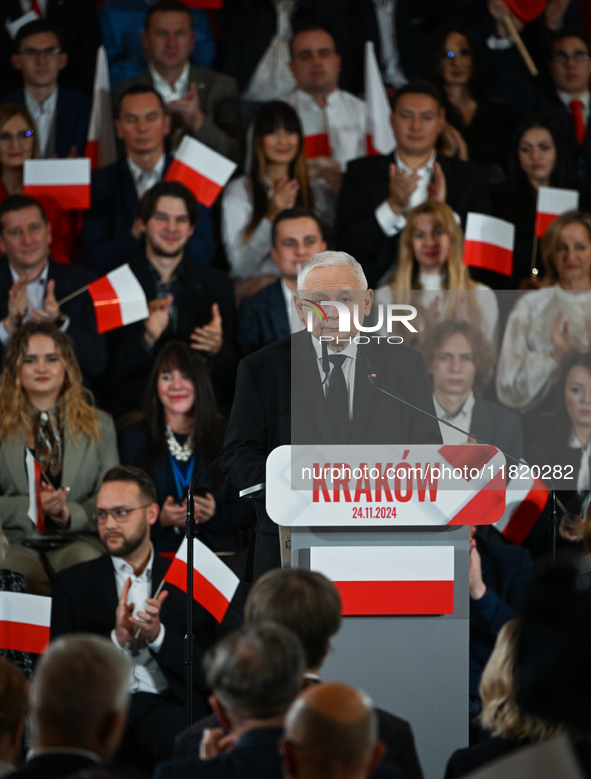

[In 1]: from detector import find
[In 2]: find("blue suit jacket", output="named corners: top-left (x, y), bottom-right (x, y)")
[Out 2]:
top-left (81, 154), bottom-right (215, 274)
top-left (237, 278), bottom-right (289, 356)
top-left (0, 87), bottom-right (91, 159)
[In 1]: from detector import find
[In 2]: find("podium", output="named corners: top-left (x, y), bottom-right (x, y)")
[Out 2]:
top-left (266, 444), bottom-right (507, 779)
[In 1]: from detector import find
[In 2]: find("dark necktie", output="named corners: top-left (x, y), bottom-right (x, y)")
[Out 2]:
top-left (327, 353), bottom-right (350, 443)
top-left (570, 99), bottom-right (586, 146)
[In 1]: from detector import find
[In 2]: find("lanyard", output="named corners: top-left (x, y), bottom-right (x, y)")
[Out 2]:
top-left (169, 454), bottom-right (195, 502)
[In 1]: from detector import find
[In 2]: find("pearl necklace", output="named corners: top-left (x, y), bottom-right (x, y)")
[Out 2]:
top-left (165, 424), bottom-right (194, 462)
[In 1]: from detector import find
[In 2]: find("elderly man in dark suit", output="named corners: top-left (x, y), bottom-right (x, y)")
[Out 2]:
top-left (112, 0), bottom-right (242, 163)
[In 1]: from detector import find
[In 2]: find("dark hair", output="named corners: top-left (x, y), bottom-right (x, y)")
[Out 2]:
top-left (204, 623), bottom-right (305, 717)
top-left (545, 352), bottom-right (591, 463)
top-left (245, 569), bottom-right (341, 669)
top-left (143, 341), bottom-right (224, 487)
top-left (289, 26), bottom-right (336, 59)
top-left (390, 79), bottom-right (444, 112)
top-left (508, 114), bottom-right (571, 195)
top-left (421, 26), bottom-right (486, 105)
top-left (548, 27), bottom-right (591, 59)
top-left (272, 207), bottom-right (325, 247)
top-left (116, 84), bottom-right (166, 118)
top-left (145, 0), bottom-right (193, 30)
top-left (102, 466), bottom-right (158, 504)
top-left (0, 195), bottom-right (47, 233)
top-left (14, 19), bottom-right (65, 52)
top-left (137, 181), bottom-right (199, 227)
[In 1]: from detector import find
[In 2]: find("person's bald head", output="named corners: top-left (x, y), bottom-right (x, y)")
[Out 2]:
top-left (282, 683), bottom-right (385, 779)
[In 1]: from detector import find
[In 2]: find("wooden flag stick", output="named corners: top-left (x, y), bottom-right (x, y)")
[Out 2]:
top-left (504, 15), bottom-right (539, 77)
top-left (132, 579), bottom-right (165, 641)
top-left (56, 285), bottom-right (89, 307)
top-left (530, 235), bottom-right (539, 278)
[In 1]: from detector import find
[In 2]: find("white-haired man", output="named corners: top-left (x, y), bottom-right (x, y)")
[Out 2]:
top-left (221, 250), bottom-right (441, 578)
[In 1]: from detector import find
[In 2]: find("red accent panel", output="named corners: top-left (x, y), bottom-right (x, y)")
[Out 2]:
top-left (164, 559), bottom-right (230, 622)
top-left (0, 621), bottom-right (49, 654)
top-left (439, 445), bottom-right (497, 477)
top-left (334, 580), bottom-right (454, 615)
top-left (304, 134), bottom-right (331, 159)
top-left (504, 0), bottom-right (546, 23)
top-left (503, 479), bottom-right (549, 545)
top-left (447, 470), bottom-right (506, 526)
top-left (463, 240), bottom-right (513, 277)
top-left (164, 159), bottom-right (222, 207)
top-left (85, 141), bottom-right (99, 172)
top-left (534, 211), bottom-right (558, 239)
top-left (87, 276), bottom-right (123, 333)
top-left (24, 184), bottom-right (90, 210)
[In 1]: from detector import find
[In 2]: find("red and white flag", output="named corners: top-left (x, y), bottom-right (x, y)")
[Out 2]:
top-left (535, 186), bottom-right (579, 238)
top-left (164, 136), bottom-right (236, 207)
top-left (87, 264), bottom-right (148, 334)
top-left (300, 110), bottom-right (332, 159)
top-left (494, 476), bottom-right (548, 545)
top-left (164, 537), bottom-right (240, 622)
top-left (23, 159), bottom-right (91, 210)
top-left (0, 592), bottom-right (51, 654)
top-left (26, 450), bottom-right (44, 535)
top-left (311, 546), bottom-right (455, 615)
top-left (364, 41), bottom-right (396, 156)
top-left (463, 213), bottom-right (515, 277)
top-left (86, 46), bottom-right (117, 171)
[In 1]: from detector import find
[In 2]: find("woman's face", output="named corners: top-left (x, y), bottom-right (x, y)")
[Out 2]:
top-left (410, 214), bottom-right (451, 273)
top-left (262, 125), bottom-right (300, 165)
top-left (19, 334), bottom-right (66, 405)
top-left (553, 222), bottom-right (591, 287)
top-left (518, 127), bottom-right (557, 187)
top-left (564, 365), bottom-right (591, 429)
top-left (157, 367), bottom-right (195, 418)
top-left (440, 32), bottom-right (473, 87)
top-left (0, 114), bottom-right (35, 171)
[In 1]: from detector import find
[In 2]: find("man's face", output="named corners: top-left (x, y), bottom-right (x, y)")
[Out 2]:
top-left (11, 32), bottom-right (67, 90)
top-left (289, 30), bottom-right (341, 95)
top-left (295, 265), bottom-right (372, 350)
top-left (548, 36), bottom-right (591, 96)
top-left (97, 481), bottom-right (157, 558)
top-left (143, 195), bottom-right (195, 258)
top-left (143, 11), bottom-right (195, 74)
top-left (271, 217), bottom-right (327, 281)
top-left (0, 206), bottom-right (51, 275)
top-left (116, 92), bottom-right (170, 157)
top-left (429, 333), bottom-right (476, 399)
top-left (390, 94), bottom-right (444, 158)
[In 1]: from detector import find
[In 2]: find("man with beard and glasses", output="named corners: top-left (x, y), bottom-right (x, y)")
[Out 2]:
top-left (51, 466), bottom-right (243, 771)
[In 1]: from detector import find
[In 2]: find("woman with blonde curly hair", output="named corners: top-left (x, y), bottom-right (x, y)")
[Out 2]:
top-left (378, 201), bottom-right (498, 348)
top-left (0, 323), bottom-right (118, 595)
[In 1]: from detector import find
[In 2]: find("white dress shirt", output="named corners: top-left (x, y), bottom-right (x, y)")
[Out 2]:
top-left (149, 62), bottom-right (190, 103)
top-left (281, 280), bottom-right (305, 334)
top-left (110, 546), bottom-right (169, 696)
top-left (311, 335), bottom-right (358, 418)
top-left (371, 0), bottom-right (407, 88)
top-left (558, 90), bottom-right (590, 127)
top-left (25, 87), bottom-right (58, 158)
top-left (374, 151), bottom-right (436, 237)
top-left (127, 153), bottom-right (166, 198)
top-left (433, 391), bottom-right (475, 445)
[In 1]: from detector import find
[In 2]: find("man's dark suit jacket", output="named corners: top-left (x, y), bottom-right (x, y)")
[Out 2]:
top-left (81, 154), bottom-right (214, 276)
top-left (470, 399), bottom-right (524, 464)
top-left (0, 87), bottom-right (91, 159)
top-left (335, 153), bottom-right (493, 288)
top-left (537, 90), bottom-right (591, 184)
top-left (237, 278), bottom-right (290, 356)
top-left (8, 753), bottom-right (99, 779)
top-left (103, 252), bottom-right (238, 418)
top-left (0, 258), bottom-right (107, 385)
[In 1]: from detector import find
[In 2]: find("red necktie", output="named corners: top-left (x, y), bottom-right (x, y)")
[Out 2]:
top-left (29, 0), bottom-right (42, 16)
top-left (570, 99), bottom-right (586, 146)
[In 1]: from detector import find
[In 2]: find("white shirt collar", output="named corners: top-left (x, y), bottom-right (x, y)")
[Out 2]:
top-left (149, 61), bottom-right (190, 101)
top-left (293, 87), bottom-right (341, 109)
top-left (24, 86), bottom-right (58, 112)
top-left (310, 332), bottom-right (358, 361)
top-left (27, 747), bottom-right (101, 764)
top-left (433, 391), bottom-right (475, 423)
top-left (126, 153), bottom-right (166, 185)
top-left (395, 150), bottom-right (435, 176)
top-left (9, 260), bottom-right (48, 286)
top-left (111, 544), bottom-right (155, 582)
top-left (557, 90), bottom-right (590, 111)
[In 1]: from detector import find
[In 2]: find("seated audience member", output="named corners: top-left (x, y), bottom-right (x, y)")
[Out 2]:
top-left (104, 182), bottom-right (237, 419)
top-left (237, 208), bottom-right (326, 356)
top-left (82, 85), bottom-right (214, 275)
top-left (51, 467), bottom-right (242, 770)
top-left (379, 202), bottom-right (498, 346)
top-left (100, 0), bottom-right (215, 86)
top-left (0, 195), bottom-right (108, 388)
top-left (0, 657), bottom-right (26, 777)
top-left (282, 682), bottom-right (388, 779)
top-left (0, 524), bottom-right (35, 679)
top-left (496, 211), bottom-right (591, 413)
top-left (336, 81), bottom-right (493, 288)
top-left (9, 635), bottom-right (131, 779)
top-left (499, 114), bottom-right (590, 289)
top-left (0, 323), bottom-right (118, 596)
top-left (111, 0), bottom-right (241, 162)
top-left (118, 341), bottom-right (249, 554)
top-left (0, 20), bottom-right (91, 158)
top-left (155, 622), bottom-right (306, 779)
top-left (420, 319), bottom-right (523, 459)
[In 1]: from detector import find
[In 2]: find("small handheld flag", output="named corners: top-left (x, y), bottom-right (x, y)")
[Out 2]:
top-left (463, 213), bottom-right (515, 277)
top-left (164, 136), bottom-right (236, 207)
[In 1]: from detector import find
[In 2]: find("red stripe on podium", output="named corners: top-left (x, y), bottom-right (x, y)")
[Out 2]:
top-left (333, 580), bottom-right (454, 615)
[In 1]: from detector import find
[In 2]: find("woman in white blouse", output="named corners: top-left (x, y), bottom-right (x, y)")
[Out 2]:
top-left (377, 201), bottom-right (498, 347)
top-left (497, 212), bottom-right (591, 412)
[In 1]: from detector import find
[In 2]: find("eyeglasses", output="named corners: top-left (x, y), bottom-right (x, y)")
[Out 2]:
top-left (94, 504), bottom-right (152, 523)
top-left (0, 129), bottom-right (34, 144)
top-left (19, 47), bottom-right (63, 58)
top-left (552, 51), bottom-right (590, 63)
top-left (444, 48), bottom-right (473, 59)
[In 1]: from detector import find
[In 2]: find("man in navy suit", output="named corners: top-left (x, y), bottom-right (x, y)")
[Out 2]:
top-left (237, 208), bottom-right (327, 356)
top-left (0, 20), bottom-right (90, 159)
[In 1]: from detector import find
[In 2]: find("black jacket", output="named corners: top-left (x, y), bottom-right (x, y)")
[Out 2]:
top-left (237, 278), bottom-right (290, 357)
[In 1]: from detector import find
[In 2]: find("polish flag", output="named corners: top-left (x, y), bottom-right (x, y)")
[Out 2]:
top-left (164, 136), bottom-right (237, 207)
top-left (494, 476), bottom-right (548, 545)
top-left (87, 264), bottom-right (149, 334)
top-left (535, 186), bottom-right (579, 238)
top-left (164, 537), bottom-right (240, 622)
top-left (364, 41), bottom-right (396, 156)
top-left (463, 213), bottom-right (515, 277)
top-left (0, 592), bottom-right (51, 654)
top-left (25, 450), bottom-right (44, 535)
top-left (300, 110), bottom-right (332, 159)
top-left (23, 159), bottom-right (91, 210)
top-left (85, 46), bottom-right (117, 171)
top-left (311, 546), bottom-right (455, 615)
